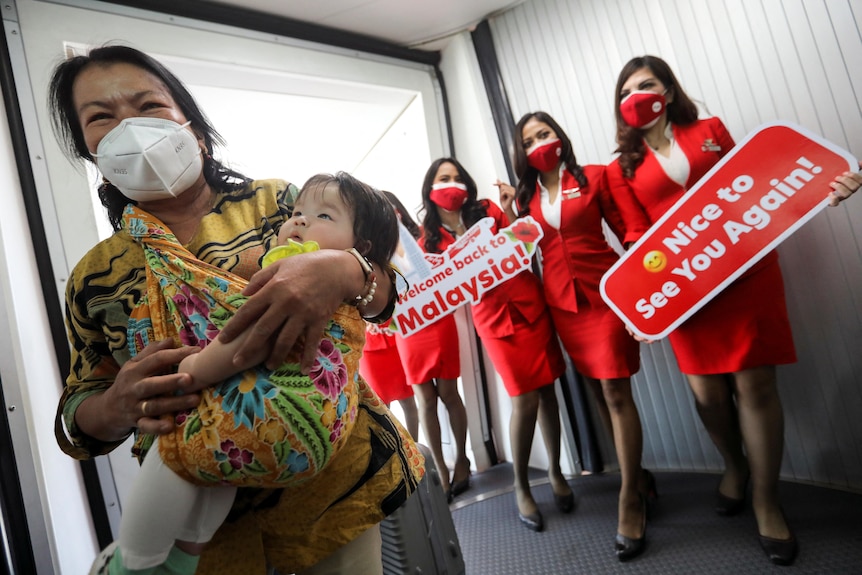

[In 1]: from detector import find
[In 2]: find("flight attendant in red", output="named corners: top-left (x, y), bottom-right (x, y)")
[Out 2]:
top-left (608, 57), bottom-right (861, 567)
top-left (388, 191), bottom-right (469, 501)
top-left (359, 319), bottom-right (418, 439)
top-left (498, 112), bottom-right (652, 561)
top-left (420, 157), bottom-right (571, 532)
top-left (606, 55), bottom-right (799, 565)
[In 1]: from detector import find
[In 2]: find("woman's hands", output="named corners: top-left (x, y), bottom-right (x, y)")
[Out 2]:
top-left (76, 249), bottom-right (387, 440)
top-left (625, 324), bottom-right (656, 344)
top-left (218, 249), bottom-right (381, 372)
top-left (828, 164), bottom-right (862, 206)
top-left (76, 339), bottom-right (202, 440)
top-left (495, 179), bottom-right (518, 222)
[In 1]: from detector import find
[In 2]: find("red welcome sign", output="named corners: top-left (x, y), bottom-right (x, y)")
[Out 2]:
top-left (393, 216), bottom-right (544, 337)
top-left (600, 122), bottom-right (857, 339)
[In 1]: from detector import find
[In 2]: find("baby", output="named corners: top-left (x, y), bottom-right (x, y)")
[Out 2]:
top-left (92, 172), bottom-right (398, 575)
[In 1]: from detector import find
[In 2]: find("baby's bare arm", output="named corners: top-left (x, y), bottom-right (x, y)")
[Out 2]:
top-left (178, 328), bottom-right (272, 386)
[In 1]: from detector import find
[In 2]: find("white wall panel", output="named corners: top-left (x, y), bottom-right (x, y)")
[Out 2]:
top-left (488, 0), bottom-right (862, 490)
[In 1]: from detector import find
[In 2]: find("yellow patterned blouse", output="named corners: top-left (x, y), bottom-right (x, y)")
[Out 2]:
top-left (55, 179), bottom-right (424, 574)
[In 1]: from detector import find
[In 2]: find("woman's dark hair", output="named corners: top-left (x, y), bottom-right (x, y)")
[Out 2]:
top-left (418, 157), bottom-right (487, 254)
top-left (298, 172), bottom-right (398, 267)
top-left (382, 191), bottom-right (421, 240)
top-left (613, 55), bottom-right (699, 179)
top-left (512, 111), bottom-right (588, 217)
top-left (47, 44), bottom-right (250, 231)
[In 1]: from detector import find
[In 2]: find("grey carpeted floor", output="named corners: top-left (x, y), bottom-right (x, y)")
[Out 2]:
top-left (448, 465), bottom-right (862, 574)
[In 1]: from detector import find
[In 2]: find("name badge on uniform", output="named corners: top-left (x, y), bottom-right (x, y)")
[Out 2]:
top-left (562, 187), bottom-right (581, 199)
top-left (702, 138), bottom-right (722, 152)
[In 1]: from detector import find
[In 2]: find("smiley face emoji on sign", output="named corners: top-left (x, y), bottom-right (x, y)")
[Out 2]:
top-left (643, 250), bottom-right (667, 273)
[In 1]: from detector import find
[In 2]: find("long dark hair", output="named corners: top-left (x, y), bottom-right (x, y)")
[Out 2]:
top-left (299, 173), bottom-right (398, 267)
top-left (47, 44), bottom-right (250, 231)
top-left (613, 55), bottom-right (699, 179)
top-left (382, 191), bottom-right (421, 241)
top-left (419, 157), bottom-right (487, 254)
top-left (513, 111), bottom-right (588, 216)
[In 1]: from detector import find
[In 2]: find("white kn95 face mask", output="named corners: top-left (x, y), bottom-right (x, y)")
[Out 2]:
top-left (92, 117), bottom-right (203, 202)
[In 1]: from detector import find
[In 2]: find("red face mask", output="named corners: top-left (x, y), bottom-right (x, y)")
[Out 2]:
top-left (430, 182), bottom-right (468, 212)
top-left (527, 138), bottom-right (562, 173)
top-left (620, 90), bottom-right (666, 129)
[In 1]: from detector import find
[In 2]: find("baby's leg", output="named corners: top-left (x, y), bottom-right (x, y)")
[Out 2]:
top-left (117, 439), bottom-right (236, 570)
top-left (174, 477), bottom-right (237, 547)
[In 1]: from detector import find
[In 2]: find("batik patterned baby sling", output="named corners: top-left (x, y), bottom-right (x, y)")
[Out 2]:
top-left (123, 204), bottom-right (361, 487)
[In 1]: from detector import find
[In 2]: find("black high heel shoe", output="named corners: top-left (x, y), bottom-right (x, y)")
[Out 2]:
top-left (758, 509), bottom-right (798, 566)
top-left (615, 495), bottom-right (647, 562)
top-left (640, 469), bottom-right (658, 518)
top-left (450, 458), bottom-right (472, 499)
top-left (450, 475), bottom-right (471, 496)
top-left (759, 532), bottom-right (798, 566)
top-left (516, 491), bottom-right (544, 532)
top-left (518, 509), bottom-right (545, 532)
top-left (641, 469), bottom-right (659, 501)
top-left (554, 491), bottom-right (575, 514)
top-left (715, 473), bottom-right (749, 516)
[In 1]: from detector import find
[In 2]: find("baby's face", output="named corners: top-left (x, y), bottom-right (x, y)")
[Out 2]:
top-left (280, 182), bottom-right (356, 250)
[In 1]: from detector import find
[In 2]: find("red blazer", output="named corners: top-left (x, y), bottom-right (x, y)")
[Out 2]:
top-left (422, 200), bottom-right (547, 339)
top-left (522, 165), bottom-right (637, 313)
top-left (607, 117), bottom-right (735, 243)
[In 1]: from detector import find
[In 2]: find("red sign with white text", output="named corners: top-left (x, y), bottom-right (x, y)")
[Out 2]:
top-left (393, 216), bottom-right (543, 337)
top-left (600, 122), bottom-right (857, 339)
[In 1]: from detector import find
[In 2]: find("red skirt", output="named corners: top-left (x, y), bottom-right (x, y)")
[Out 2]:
top-left (394, 313), bottom-right (460, 385)
top-left (668, 253), bottom-right (796, 375)
top-left (481, 305), bottom-right (566, 396)
top-left (359, 331), bottom-right (413, 404)
top-left (549, 304), bottom-right (640, 380)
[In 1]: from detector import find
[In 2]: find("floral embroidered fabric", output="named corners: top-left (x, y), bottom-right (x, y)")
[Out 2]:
top-left (123, 204), bottom-right (361, 487)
